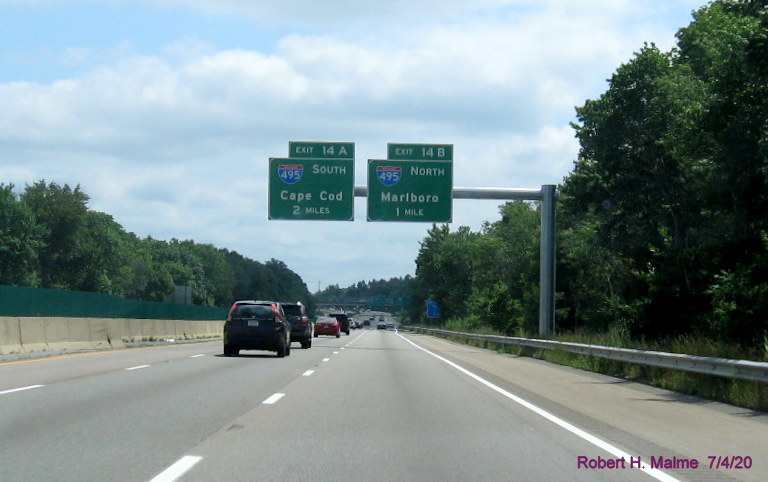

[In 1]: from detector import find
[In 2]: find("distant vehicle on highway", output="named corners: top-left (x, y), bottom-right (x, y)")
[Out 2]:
top-left (281, 302), bottom-right (313, 349)
top-left (329, 311), bottom-right (351, 335)
top-left (377, 321), bottom-right (387, 330)
top-left (314, 316), bottom-right (341, 338)
top-left (223, 300), bottom-right (291, 357)
top-left (386, 321), bottom-right (395, 330)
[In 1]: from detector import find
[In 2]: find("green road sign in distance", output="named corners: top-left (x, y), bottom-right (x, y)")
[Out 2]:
top-left (289, 141), bottom-right (354, 160)
top-left (387, 143), bottom-right (453, 161)
top-left (269, 158), bottom-right (354, 220)
top-left (367, 159), bottom-right (453, 222)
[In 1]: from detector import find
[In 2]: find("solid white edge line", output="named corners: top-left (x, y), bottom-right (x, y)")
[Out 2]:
top-left (0, 384), bottom-right (45, 395)
top-left (262, 393), bottom-right (285, 405)
top-left (302, 370), bottom-right (314, 376)
top-left (149, 455), bottom-right (202, 482)
top-left (126, 364), bottom-right (151, 371)
top-left (397, 333), bottom-right (679, 482)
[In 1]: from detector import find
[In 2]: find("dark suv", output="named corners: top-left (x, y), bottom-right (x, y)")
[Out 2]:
top-left (281, 302), bottom-right (313, 349)
top-left (329, 312), bottom-right (350, 335)
top-left (223, 300), bottom-right (291, 357)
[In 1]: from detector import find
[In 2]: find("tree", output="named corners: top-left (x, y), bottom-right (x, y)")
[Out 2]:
top-left (0, 184), bottom-right (44, 285)
top-left (20, 181), bottom-right (90, 289)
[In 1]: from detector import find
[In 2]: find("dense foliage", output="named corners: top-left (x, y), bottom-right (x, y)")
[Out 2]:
top-left (315, 276), bottom-right (413, 306)
top-left (412, 0), bottom-right (768, 347)
top-left (0, 180), bottom-right (315, 313)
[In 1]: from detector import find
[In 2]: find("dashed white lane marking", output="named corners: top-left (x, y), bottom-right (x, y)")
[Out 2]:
top-left (126, 365), bottom-right (151, 371)
top-left (149, 455), bottom-right (202, 482)
top-left (189, 354), bottom-right (205, 358)
top-left (0, 384), bottom-right (45, 395)
top-left (333, 351), bottom-right (339, 354)
top-left (398, 333), bottom-right (678, 482)
top-left (302, 370), bottom-right (314, 377)
top-left (262, 393), bottom-right (285, 405)
top-left (322, 358), bottom-right (330, 362)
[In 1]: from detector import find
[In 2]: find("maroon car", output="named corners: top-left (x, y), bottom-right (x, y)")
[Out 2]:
top-left (314, 316), bottom-right (341, 338)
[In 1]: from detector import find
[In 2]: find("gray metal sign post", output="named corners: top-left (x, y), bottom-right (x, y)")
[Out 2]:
top-left (355, 185), bottom-right (558, 336)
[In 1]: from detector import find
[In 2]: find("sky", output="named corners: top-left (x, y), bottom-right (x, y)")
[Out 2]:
top-left (0, 0), bottom-right (706, 293)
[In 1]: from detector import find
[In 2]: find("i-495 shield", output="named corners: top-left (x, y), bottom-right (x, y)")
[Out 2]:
top-left (376, 166), bottom-right (402, 186)
top-left (278, 164), bottom-right (303, 184)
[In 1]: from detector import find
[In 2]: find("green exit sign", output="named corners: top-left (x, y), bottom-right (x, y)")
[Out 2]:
top-left (367, 159), bottom-right (453, 222)
top-left (289, 141), bottom-right (354, 159)
top-left (269, 158), bottom-right (354, 221)
top-left (388, 143), bottom-right (453, 161)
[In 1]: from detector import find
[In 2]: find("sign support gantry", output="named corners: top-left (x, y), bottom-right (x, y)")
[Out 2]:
top-left (354, 185), bottom-right (557, 336)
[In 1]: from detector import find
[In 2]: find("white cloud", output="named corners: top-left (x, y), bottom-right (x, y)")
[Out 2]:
top-left (0, 0), bottom-right (705, 288)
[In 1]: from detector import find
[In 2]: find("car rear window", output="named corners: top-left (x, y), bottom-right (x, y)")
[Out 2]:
top-left (282, 305), bottom-right (302, 316)
top-left (234, 304), bottom-right (273, 317)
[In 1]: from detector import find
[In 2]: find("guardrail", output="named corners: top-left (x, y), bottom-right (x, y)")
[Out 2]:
top-left (403, 327), bottom-right (768, 384)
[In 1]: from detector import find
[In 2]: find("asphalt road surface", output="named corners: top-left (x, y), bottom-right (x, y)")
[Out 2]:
top-left (1, 328), bottom-right (765, 481)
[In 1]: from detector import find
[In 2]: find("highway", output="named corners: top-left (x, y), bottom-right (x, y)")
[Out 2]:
top-left (1, 327), bottom-right (765, 481)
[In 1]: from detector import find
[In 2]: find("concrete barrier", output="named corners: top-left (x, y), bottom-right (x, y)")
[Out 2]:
top-left (19, 317), bottom-right (47, 353)
top-left (0, 317), bottom-right (223, 356)
top-left (0, 317), bottom-right (22, 354)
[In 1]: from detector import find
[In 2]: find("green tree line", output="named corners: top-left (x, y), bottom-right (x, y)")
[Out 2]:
top-left (0, 180), bottom-right (315, 313)
top-left (315, 276), bottom-right (414, 304)
top-left (411, 0), bottom-right (768, 348)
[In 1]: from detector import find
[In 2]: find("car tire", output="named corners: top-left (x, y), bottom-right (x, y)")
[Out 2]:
top-left (346, 329), bottom-right (350, 335)
top-left (223, 344), bottom-right (238, 356)
top-left (301, 338), bottom-right (311, 349)
top-left (276, 339), bottom-right (287, 358)
top-left (335, 332), bottom-right (340, 338)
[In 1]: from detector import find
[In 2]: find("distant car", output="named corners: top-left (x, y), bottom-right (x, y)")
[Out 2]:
top-left (281, 302), bottom-right (313, 349)
top-left (314, 316), bottom-right (341, 338)
top-left (386, 322), bottom-right (395, 330)
top-left (329, 312), bottom-right (351, 335)
top-left (377, 321), bottom-right (387, 330)
top-left (223, 300), bottom-right (291, 357)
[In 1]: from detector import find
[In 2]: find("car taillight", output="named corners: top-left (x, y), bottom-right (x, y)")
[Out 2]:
top-left (301, 316), bottom-right (309, 323)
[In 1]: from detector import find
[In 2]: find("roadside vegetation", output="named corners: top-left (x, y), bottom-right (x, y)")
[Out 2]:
top-left (0, 181), bottom-right (314, 312)
top-left (408, 0), bottom-right (768, 410)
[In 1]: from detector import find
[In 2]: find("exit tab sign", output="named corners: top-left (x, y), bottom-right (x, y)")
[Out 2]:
top-left (387, 143), bottom-right (453, 161)
top-left (289, 141), bottom-right (354, 160)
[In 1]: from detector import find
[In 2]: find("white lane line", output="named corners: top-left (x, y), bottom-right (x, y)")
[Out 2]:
top-left (333, 351), bottom-right (339, 354)
top-left (322, 358), bottom-right (330, 362)
top-left (397, 333), bottom-right (679, 482)
top-left (0, 384), bottom-right (45, 395)
top-left (149, 455), bottom-right (202, 482)
top-left (302, 370), bottom-right (315, 377)
top-left (189, 354), bottom-right (205, 358)
top-left (262, 393), bottom-right (285, 405)
top-left (125, 365), bottom-right (151, 371)
top-left (349, 330), bottom-right (368, 344)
